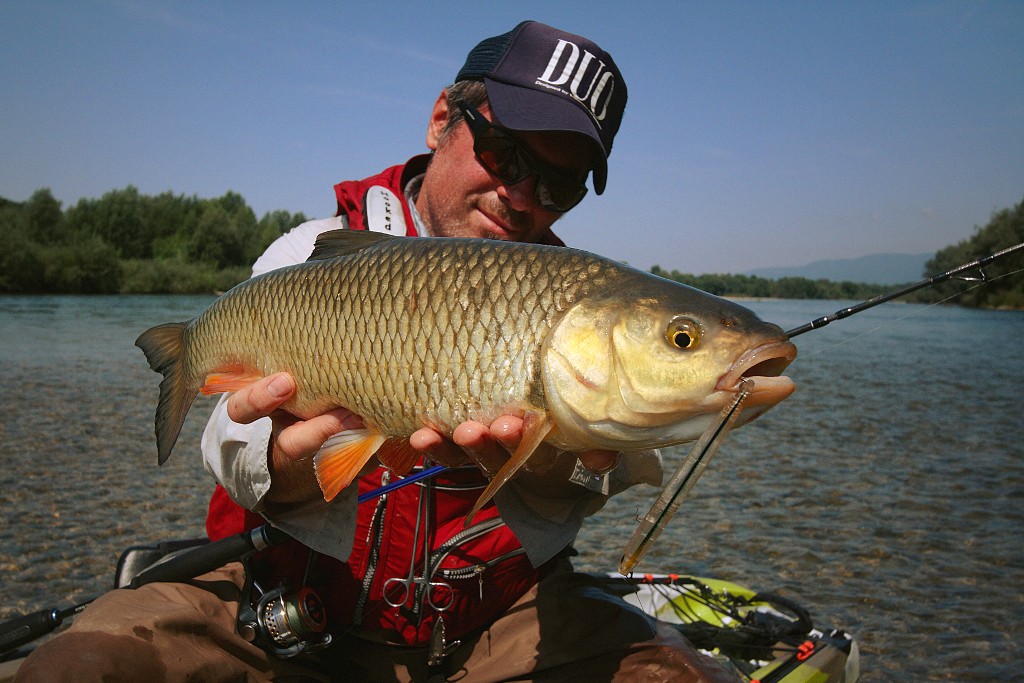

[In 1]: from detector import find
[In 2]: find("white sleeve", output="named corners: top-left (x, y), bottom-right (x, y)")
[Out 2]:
top-left (201, 216), bottom-right (358, 559)
top-left (251, 215), bottom-right (346, 276)
top-left (494, 449), bottom-right (664, 567)
top-left (201, 394), bottom-right (274, 511)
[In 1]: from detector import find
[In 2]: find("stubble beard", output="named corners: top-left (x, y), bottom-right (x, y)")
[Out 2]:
top-left (426, 196), bottom-right (535, 241)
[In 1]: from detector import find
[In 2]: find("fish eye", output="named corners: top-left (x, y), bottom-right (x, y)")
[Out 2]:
top-left (666, 318), bottom-right (701, 350)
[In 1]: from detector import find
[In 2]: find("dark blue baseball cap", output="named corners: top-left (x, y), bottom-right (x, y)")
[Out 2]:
top-left (455, 20), bottom-right (628, 194)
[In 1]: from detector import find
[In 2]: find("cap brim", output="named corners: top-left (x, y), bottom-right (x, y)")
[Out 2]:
top-left (485, 78), bottom-right (608, 194)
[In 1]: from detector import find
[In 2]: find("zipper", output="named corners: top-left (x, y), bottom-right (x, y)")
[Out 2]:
top-left (422, 517), bottom-right (528, 606)
top-left (361, 483), bottom-right (526, 623)
top-left (353, 469), bottom-right (390, 624)
top-left (436, 549), bottom-right (528, 580)
top-left (426, 516), bottom-right (506, 571)
top-left (432, 524), bottom-right (528, 602)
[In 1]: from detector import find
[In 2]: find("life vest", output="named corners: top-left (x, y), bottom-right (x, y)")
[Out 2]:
top-left (205, 156), bottom-right (562, 645)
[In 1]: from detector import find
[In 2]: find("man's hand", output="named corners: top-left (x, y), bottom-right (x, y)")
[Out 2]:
top-left (229, 372), bottom-right (620, 505)
top-left (411, 417), bottom-right (621, 492)
top-left (226, 373), bottom-right (363, 504)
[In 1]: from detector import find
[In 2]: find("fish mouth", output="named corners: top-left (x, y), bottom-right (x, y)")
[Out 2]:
top-left (717, 340), bottom-right (798, 408)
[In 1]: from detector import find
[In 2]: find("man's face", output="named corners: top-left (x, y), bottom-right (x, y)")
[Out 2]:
top-left (415, 92), bottom-right (595, 243)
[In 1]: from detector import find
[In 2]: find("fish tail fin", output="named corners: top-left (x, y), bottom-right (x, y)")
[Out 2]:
top-left (314, 429), bottom-right (387, 501)
top-left (135, 322), bottom-right (200, 466)
top-left (465, 412), bottom-right (553, 525)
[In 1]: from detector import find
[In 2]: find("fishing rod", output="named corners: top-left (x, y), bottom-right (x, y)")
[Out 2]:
top-left (619, 241), bottom-right (1024, 574)
top-left (8, 244), bottom-right (1018, 652)
top-left (0, 472), bottom-right (440, 655)
top-left (785, 241), bottom-right (1024, 338)
top-left (0, 524), bottom-right (290, 655)
top-left (358, 243), bottom-right (1024, 505)
top-left (360, 464), bottom-right (448, 502)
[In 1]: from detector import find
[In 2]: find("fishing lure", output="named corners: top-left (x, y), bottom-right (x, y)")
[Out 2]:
top-left (618, 380), bottom-right (752, 576)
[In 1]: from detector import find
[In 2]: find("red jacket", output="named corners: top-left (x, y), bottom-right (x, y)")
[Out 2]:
top-left (206, 157), bottom-right (562, 645)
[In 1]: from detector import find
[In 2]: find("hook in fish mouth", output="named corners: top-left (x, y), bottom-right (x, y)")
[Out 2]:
top-left (717, 340), bottom-right (798, 408)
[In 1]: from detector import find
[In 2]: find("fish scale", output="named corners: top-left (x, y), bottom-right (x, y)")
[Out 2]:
top-left (186, 236), bottom-right (608, 436)
top-left (137, 229), bottom-right (797, 510)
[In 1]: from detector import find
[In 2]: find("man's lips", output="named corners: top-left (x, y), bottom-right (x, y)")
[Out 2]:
top-left (478, 209), bottom-right (516, 237)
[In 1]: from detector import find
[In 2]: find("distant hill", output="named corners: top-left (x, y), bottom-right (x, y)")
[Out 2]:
top-left (747, 252), bottom-right (931, 285)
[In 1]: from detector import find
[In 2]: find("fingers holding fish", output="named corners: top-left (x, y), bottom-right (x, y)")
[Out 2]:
top-left (407, 418), bottom-right (526, 476)
top-left (408, 416), bottom-right (589, 485)
top-left (451, 416), bottom-right (560, 480)
top-left (225, 373), bottom-right (296, 424)
top-left (138, 231), bottom-right (798, 507)
top-left (217, 372), bottom-right (368, 504)
top-left (452, 419), bottom-right (513, 478)
top-left (460, 418), bottom-right (613, 477)
top-left (408, 426), bottom-right (475, 468)
top-left (267, 408), bottom-right (367, 504)
top-left (452, 417), bottom-right (619, 481)
top-left (274, 409), bottom-right (366, 461)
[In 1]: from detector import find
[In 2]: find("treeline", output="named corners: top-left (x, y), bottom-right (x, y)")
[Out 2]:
top-left (920, 195), bottom-right (1024, 309)
top-left (0, 187), bottom-right (308, 293)
top-left (654, 195), bottom-right (1024, 309)
top-left (648, 268), bottom-right (895, 301)
top-left (2, 187), bottom-right (1021, 306)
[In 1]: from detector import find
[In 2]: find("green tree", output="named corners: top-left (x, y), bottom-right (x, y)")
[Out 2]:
top-left (65, 187), bottom-right (149, 258)
top-left (0, 226), bottom-right (43, 292)
top-left (925, 195), bottom-right (1024, 308)
top-left (40, 235), bottom-right (122, 293)
top-left (189, 205), bottom-right (245, 268)
top-left (25, 188), bottom-right (66, 244)
top-left (253, 209), bottom-right (308, 262)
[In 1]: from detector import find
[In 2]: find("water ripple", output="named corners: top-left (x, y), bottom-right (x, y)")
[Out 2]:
top-left (1, 295), bottom-right (1022, 680)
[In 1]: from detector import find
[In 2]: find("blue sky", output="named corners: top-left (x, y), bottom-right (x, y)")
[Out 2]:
top-left (2, 1), bottom-right (1022, 274)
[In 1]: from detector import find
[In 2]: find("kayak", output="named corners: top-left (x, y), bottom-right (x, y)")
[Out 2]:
top-left (607, 573), bottom-right (859, 682)
top-left (0, 536), bottom-right (859, 682)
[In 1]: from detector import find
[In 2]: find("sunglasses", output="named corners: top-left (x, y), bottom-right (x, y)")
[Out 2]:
top-left (459, 104), bottom-right (589, 213)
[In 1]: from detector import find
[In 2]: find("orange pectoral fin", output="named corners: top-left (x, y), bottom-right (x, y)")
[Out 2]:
top-left (376, 437), bottom-right (422, 477)
top-left (313, 429), bottom-right (387, 502)
top-left (200, 364), bottom-right (266, 395)
top-left (466, 411), bottom-right (552, 524)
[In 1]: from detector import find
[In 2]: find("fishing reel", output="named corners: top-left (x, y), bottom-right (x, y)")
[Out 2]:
top-left (236, 580), bottom-right (332, 658)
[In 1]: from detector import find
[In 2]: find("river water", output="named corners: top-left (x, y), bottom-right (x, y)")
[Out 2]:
top-left (1, 294), bottom-right (1021, 680)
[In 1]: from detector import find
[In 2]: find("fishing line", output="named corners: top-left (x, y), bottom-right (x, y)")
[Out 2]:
top-left (614, 244), bottom-right (1022, 574)
top-left (785, 241), bottom-right (1024, 338)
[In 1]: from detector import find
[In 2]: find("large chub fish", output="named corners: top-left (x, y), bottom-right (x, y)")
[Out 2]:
top-left (136, 230), bottom-right (797, 515)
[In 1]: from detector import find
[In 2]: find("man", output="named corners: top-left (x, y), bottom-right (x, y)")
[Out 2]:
top-left (17, 21), bottom-right (735, 683)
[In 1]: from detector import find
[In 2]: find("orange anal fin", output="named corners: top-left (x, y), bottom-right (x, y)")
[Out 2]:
top-left (466, 411), bottom-right (552, 525)
top-left (314, 429), bottom-right (387, 502)
top-left (377, 437), bottom-right (421, 477)
top-left (200, 364), bottom-right (265, 395)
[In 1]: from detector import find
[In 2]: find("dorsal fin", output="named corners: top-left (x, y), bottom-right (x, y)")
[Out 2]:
top-left (308, 229), bottom-right (397, 261)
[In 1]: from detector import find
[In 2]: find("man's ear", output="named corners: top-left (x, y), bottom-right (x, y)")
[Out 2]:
top-left (425, 90), bottom-right (450, 151)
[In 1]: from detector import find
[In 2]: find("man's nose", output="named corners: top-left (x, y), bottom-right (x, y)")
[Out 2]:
top-left (497, 175), bottom-right (538, 212)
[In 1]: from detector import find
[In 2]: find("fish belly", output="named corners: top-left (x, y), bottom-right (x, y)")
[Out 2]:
top-left (184, 239), bottom-right (599, 438)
